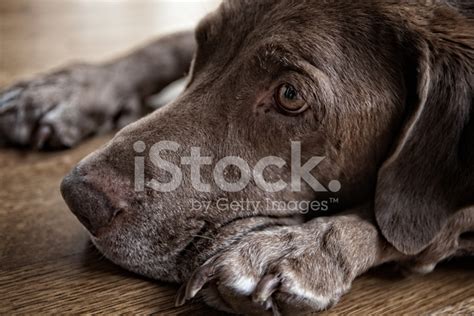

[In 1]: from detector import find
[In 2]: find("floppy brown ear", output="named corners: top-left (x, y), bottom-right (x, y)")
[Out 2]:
top-left (375, 21), bottom-right (474, 255)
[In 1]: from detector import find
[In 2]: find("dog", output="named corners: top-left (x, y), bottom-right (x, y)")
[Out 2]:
top-left (0, 0), bottom-right (473, 314)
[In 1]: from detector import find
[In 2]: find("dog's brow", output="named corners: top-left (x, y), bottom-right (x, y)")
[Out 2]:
top-left (255, 43), bottom-right (324, 81)
top-left (256, 44), bottom-right (294, 68)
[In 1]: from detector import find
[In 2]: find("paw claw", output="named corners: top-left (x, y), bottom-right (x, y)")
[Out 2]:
top-left (34, 125), bottom-right (53, 149)
top-left (271, 302), bottom-right (282, 316)
top-left (262, 298), bottom-right (282, 316)
top-left (175, 284), bottom-right (187, 307)
top-left (253, 274), bottom-right (280, 304)
top-left (185, 262), bottom-right (215, 300)
top-left (0, 87), bottom-right (23, 114)
top-left (0, 87), bottom-right (22, 105)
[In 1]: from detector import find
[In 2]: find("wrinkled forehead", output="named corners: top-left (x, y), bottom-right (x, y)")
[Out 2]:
top-left (194, 0), bottom-right (375, 76)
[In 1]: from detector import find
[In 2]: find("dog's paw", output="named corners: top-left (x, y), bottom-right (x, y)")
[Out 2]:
top-left (0, 64), bottom-right (141, 149)
top-left (177, 223), bottom-right (355, 315)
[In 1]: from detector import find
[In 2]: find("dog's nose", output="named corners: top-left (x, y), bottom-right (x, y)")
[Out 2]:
top-left (60, 167), bottom-right (117, 236)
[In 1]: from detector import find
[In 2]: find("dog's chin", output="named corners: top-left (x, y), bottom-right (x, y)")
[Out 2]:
top-left (85, 204), bottom-right (194, 283)
top-left (90, 230), bottom-right (182, 282)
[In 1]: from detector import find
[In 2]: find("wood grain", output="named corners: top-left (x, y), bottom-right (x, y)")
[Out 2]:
top-left (0, 0), bottom-right (473, 314)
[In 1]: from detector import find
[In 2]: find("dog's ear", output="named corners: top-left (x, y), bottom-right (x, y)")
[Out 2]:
top-left (375, 20), bottom-right (474, 255)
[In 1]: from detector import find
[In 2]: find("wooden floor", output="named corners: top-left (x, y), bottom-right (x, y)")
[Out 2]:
top-left (0, 1), bottom-right (473, 314)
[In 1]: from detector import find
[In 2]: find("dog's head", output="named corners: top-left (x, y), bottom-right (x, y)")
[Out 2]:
top-left (61, 0), bottom-right (473, 280)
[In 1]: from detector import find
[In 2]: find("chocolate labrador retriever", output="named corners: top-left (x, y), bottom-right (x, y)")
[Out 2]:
top-left (1, 0), bottom-right (473, 314)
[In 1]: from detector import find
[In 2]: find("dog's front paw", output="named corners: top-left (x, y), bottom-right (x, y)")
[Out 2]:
top-left (177, 222), bottom-right (357, 315)
top-left (0, 63), bottom-right (141, 149)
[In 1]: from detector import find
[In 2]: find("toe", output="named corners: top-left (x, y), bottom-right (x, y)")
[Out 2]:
top-left (0, 86), bottom-right (24, 113)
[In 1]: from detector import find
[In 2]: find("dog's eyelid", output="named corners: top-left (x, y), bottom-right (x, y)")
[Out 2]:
top-left (295, 61), bottom-right (333, 107)
top-left (277, 70), bottom-right (319, 103)
top-left (272, 59), bottom-right (327, 93)
top-left (295, 60), bottom-right (329, 82)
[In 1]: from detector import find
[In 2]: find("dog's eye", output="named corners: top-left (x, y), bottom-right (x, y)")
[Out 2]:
top-left (274, 84), bottom-right (307, 114)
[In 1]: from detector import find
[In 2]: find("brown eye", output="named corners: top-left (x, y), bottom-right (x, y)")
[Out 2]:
top-left (275, 84), bottom-right (307, 114)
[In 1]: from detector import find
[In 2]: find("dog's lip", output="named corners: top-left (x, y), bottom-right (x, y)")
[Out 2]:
top-left (90, 207), bottom-right (126, 238)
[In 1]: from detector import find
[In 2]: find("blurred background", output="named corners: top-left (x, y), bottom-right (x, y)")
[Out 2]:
top-left (0, 0), bottom-right (220, 86)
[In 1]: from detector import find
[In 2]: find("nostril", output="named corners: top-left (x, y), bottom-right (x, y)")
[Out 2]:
top-left (61, 167), bottom-right (117, 236)
top-left (60, 167), bottom-right (83, 201)
top-left (76, 213), bottom-right (94, 234)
